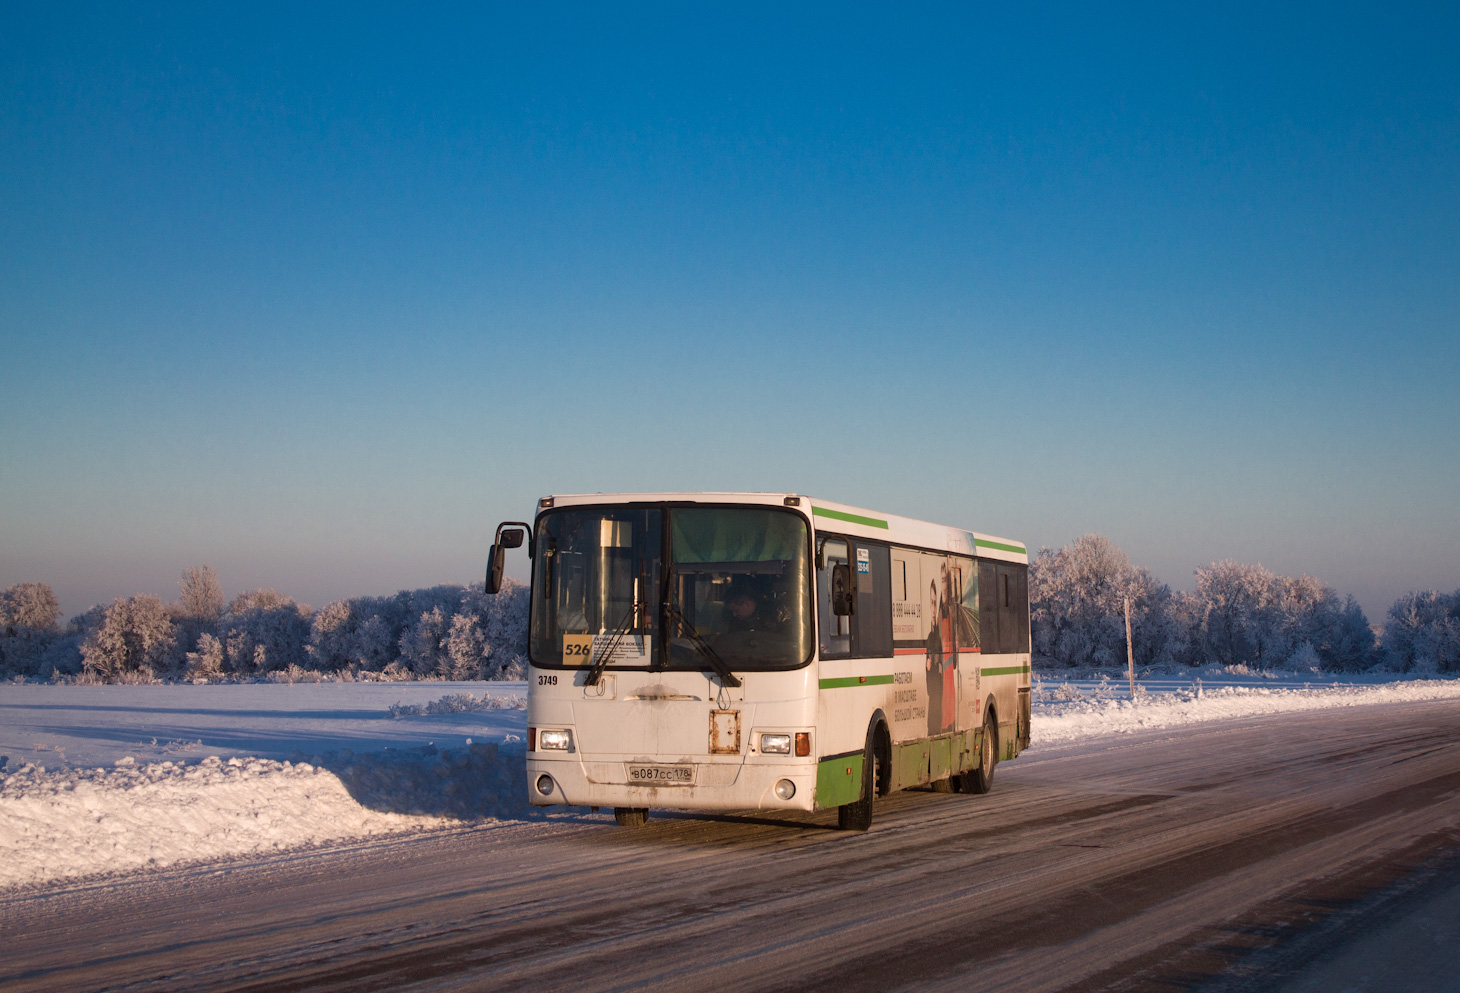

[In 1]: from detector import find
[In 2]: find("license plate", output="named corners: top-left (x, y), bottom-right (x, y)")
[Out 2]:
top-left (627, 764), bottom-right (695, 786)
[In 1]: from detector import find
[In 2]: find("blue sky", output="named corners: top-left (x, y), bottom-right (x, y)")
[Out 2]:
top-left (2, 2), bottom-right (1457, 624)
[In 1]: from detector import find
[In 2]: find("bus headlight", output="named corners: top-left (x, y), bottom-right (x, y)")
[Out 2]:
top-left (760, 733), bottom-right (792, 754)
top-left (775, 779), bottom-right (796, 800)
top-left (536, 774), bottom-right (556, 796)
top-left (539, 729), bottom-right (572, 750)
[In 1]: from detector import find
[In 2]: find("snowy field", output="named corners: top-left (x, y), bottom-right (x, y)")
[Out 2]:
top-left (3, 671), bottom-right (1459, 892)
top-left (1031, 668), bottom-right (1460, 744)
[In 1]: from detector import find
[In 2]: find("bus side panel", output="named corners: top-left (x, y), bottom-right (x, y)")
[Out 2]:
top-left (950, 554), bottom-right (983, 739)
top-left (888, 548), bottom-right (931, 746)
top-left (816, 751), bottom-right (864, 807)
top-left (928, 735), bottom-right (953, 781)
top-left (892, 739), bottom-right (927, 789)
top-left (883, 548), bottom-right (981, 789)
top-left (814, 662), bottom-right (887, 808)
top-left (992, 668), bottom-right (1017, 758)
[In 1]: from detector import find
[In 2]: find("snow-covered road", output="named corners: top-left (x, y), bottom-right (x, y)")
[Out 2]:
top-left (4, 675), bottom-right (1460, 891)
top-left (4, 696), bottom-right (1459, 992)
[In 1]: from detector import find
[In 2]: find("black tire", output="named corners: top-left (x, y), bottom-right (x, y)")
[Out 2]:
top-left (959, 712), bottom-right (997, 795)
top-left (614, 807), bottom-right (648, 828)
top-left (837, 732), bottom-right (878, 831)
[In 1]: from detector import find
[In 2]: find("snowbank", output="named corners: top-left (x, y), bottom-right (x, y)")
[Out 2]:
top-left (1033, 676), bottom-right (1460, 745)
top-left (0, 756), bottom-right (448, 890)
top-left (0, 740), bottom-right (535, 891)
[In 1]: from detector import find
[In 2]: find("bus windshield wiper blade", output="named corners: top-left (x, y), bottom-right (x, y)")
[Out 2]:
top-left (584, 602), bottom-right (637, 688)
top-left (665, 603), bottom-right (742, 688)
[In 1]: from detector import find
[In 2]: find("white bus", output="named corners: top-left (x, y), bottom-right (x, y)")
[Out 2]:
top-left (486, 493), bottom-right (1031, 830)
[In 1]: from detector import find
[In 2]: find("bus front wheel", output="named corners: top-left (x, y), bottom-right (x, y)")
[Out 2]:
top-left (838, 736), bottom-right (878, 832)
top-left (614, 807), bottom-right (649, 828)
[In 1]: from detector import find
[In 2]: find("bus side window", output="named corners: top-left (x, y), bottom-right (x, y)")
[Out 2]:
top-left (817, 537), bottom-right (852, 658)
top-left (984, 561), bottom-right (1031, 654)
top-left (956, 557), bottom-right (979, 650)
top-left (1010, 563), bottom-right (1030, 653)
top-left (852, 543), bottom-right (892, 658)
top-left (978, 560), bottom-right (1000, 655)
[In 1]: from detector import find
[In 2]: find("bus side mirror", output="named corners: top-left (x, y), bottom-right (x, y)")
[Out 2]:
top-left (486, 543), bottom-right (506, 595)
top-left (486, 520), bottom-right (535, 594)
top-left (832, 562), bottom-right (855, 616)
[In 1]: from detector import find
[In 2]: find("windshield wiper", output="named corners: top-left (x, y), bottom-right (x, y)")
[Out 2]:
top-left (584, 601), bottom-right (638, 688)
top-left (665, 602), bottom-right (742, 688)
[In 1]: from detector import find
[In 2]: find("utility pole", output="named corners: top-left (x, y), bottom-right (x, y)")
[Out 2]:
top-left (1124, 595), bottom-right (1136, 701)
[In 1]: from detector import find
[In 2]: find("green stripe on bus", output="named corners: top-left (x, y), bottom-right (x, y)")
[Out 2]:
top-left (819, 674), bottom-right (895, 689)
top-left (975, 538), bottom-right (1026, 554)
top-left (980, 665), bottom-right (1031, 676)
top-left (811, 506), bottom-right (890, 529)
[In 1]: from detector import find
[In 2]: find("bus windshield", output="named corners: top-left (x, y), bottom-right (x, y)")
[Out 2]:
top-left (530, 505), bottom-right (812, 672)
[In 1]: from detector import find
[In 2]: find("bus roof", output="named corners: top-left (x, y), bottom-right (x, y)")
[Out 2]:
top-left (537, 492), bottom-right (1028, 564)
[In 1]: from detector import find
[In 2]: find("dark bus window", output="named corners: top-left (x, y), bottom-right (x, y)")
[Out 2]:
top-left (1008, 562), bottom-right (1030, 653)
top-left (954, 557), bottom-right (979, 651)
top-left (978, 560), bottom-right (1000, 654)
top-left (817, 537), bottom-right (852, 658)
top-left (852, 543), bottom-right (892, 658)
top-left (980, 560), bottom-right (1030, 654)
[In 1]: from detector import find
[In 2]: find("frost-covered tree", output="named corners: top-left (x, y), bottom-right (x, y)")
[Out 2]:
top-left (1310, 594), bottom-right (1376, 671)
top-left (306, 598), bottom-right (356, 671)
top-left (79, 594), bottom-right (177, 680)
top-left (0, 582), bottom-right (65, 674)
top-left (185, 631), bottom-right (225, 680)
top-left (399, 605), bottom-right (452, 676)
top-left (1381, 590), bottom-right (1460, 673)
top-left (1029, 535), bottom-right (1185, 669)
top-left (393, 586), bottom-right (478, 676)
top-left (304, 580), bottom-right (528, 678)
top-left (352, 612), bottom-right (398, 669)
top-left (445, 612), bottom-right (489, 679)
top-left (1187, 561), bottom-right (1374, 670)
top-left (215, 589), bottom-right (312, 674)
top-left (1190, 560), bottom-right (1276, 667)
top-left (464, 577), bottom-right (529, 678)
top-left (0, 582), bottom-right (61, 635)
top-left (21, 572), bottom-right (530, 682)
top-left (178, 565), bottom-right (224, 621)
top-left (306, 594), bottom-right (411, 672)
top-left (1028, 540), bottom-right (1374, 673)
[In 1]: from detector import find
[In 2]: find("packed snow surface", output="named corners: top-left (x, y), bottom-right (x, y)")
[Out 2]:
top-left (0, 756), bottom-right (451, 890)
top-left (2, 672), bottom-right (1458, 891)
top-left (1031, 671), bottom-right (1460, 745)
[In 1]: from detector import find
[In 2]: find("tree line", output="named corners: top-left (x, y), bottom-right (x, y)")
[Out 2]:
top-left (0, 567), bottom-right (528, 683)
top-left (1, 538), bottom-right (1456, 682)
top-left (1029, 535), bottom-right (1458, 673)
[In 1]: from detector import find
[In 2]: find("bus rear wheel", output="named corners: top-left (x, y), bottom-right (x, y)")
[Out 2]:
top-left (959, 713), bottom-right (997, 795)
top-left (614, 807), bottom-right (649, 828)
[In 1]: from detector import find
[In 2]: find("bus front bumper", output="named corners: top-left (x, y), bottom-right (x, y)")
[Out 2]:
top-left (525, 754), bottom-right (819, 812)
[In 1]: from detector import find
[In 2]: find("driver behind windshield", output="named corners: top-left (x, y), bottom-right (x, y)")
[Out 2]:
top-left (726, 590), bottom-right (762, 631)
top-left (723, 579), bottom-right (784, 637)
